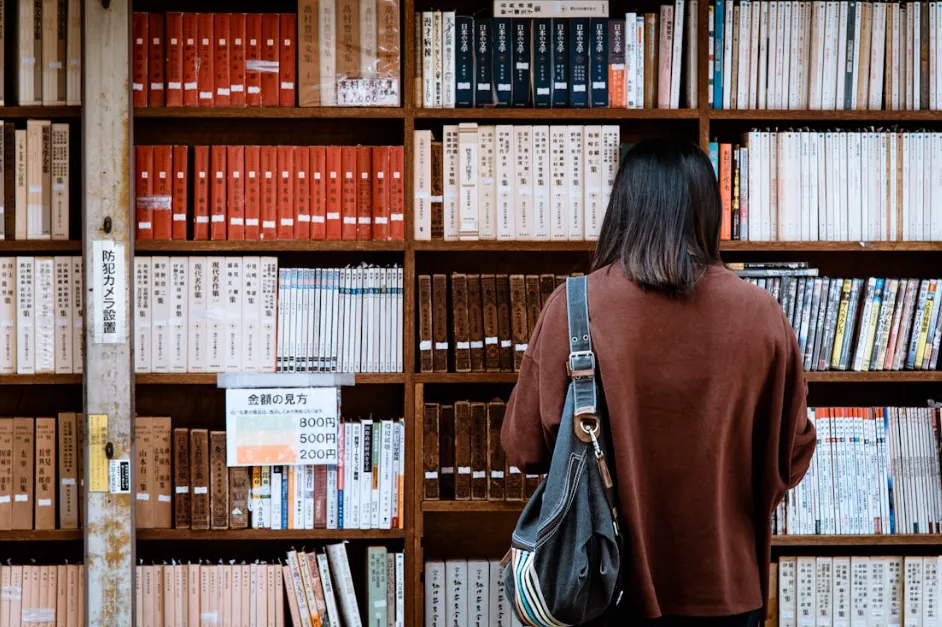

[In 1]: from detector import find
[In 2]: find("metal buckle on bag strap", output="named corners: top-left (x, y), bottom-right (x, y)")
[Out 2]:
top-left (567, 350), bottom-right (596, 379)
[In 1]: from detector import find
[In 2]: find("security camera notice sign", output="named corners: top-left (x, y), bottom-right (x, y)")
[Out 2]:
top-left (225, 387), bottom-right (340, 467)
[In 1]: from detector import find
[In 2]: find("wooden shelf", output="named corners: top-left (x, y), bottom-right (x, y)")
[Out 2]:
top-left (0, 240), bottom-right (82, 252)
top-left (414, 108), bottom-right (700, 120)
top-left (0, 374), bottom-right (82, 384)
top-left (135, 373), bottom-right (405, 384)
top-left (708, 109), bottom-right (942, 122)
top-left (414, 373), bottom-right (519, 384)
top-left (422, 501), bottom-right (526, 512)
top-left (0, 530), bottom-right (83, 541)
top-left (721, 241), bottom-right (942, 251)
top-left (136, 529), bottom-right (406, 540)
top-left (772, 535), bottom-right (942, 546)
top-left (136, 240), bottom-right (405, 252)
top-left (134, 107), bottom-right (405, 119)
top-left (416, 372), bottom-right (942, 384)
top-left (415, 241), bottom-right (596, 252)
top-left (0, 106), bottom-right (81, 119)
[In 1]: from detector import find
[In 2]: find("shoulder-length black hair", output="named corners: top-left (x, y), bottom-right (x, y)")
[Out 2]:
top-left (591, 138), bottom-right (722, 296)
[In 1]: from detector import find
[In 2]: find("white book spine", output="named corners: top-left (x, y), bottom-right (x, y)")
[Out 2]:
top-left (317, 552), bottom-right (343, 627)
top-left (759, 2), bottom-right (771, 109)
top-left (495, 126), bottom-right (515, 240)
top-left (423, 12), bottom-right (435, 107)
top-left (51, 256), bottom-right (72, 374)
top-left (443, 12), bottom-right (457, 108)
top-left (780, 557), bottom-right (797, 627)
top-left (33, 257), bottom-right (54, 373)
top-left (749, 1), bottom-right (761, 108)
top-left (70, 256), bottom-right (83, 374)
top-left (432, 11), bottom-right (443, 108)
top-left (414, 130), bottom-right (432, 240)
top-left (568, 126), bottom-right (585, 240)
top-left (479, 126), bottom-right (497, 240)
top-left (600, 126), bottom-right (619, 235)
top-left (822, 2), bottom-right (839, 108)
top-left (836, 1), bottom-right (849, 109)
top-left (326, 463), bottom-right (338, 529)
top-left (360, 419), bottom-right (373, 529)
top-left (15, 257), bottom-right (34, 374)
top-left (0, 258), bottom-right (15, 374)
top-left (458, 123), bottom-right (480, 240)
top-left (514, 126), bottom-right (534, 240)
top-left (636, 16), bottom-right (644, 107)
top-left (550, 126), bottom-right (570, 241)
top-left (445, 561), bottom-right (468, 627)
top-left (670, 0), bottom-right (685, 108)
top-left (810, 2), bottom-right (826, 108)
top-left (207, 258), bottom-right (225, 371)
top-left (326, 543), bottom-right (363, 627)
top-left (379, 420), bottom-right (394, 530)
top-left (532, 126), bottom-right (551, 241)
top-left (241, 256), bottom-right (260, 372)
top-left (905, 557), bottom-right (924, 627)
top-left (738, 1), bottom-right (752, 108)
top-left (443, 126), bottom-right (460, 241)
top-left (724, 0), bottom-right (735, 108)
top-left (797, 557), bottom-right (817, 627)
top-left (468, 561), bottom-right (489, 627)
top-left (583, 126), bottom-right (603, 240)
top-left (349, 421), bottom-right (361, 529)
top-left (224, 257), bottom-right (242, 372)
top-left (396, 553), bottom-right (405, 627)
top-left (891, 3), bottom-right (901, 110)
top-left (780, 2), bottom-right (793, 109)
top-left (133, 257), bottom-right (151, 374)
top-left (425, 562), bottom-right (445, 627)
top-left (186, 257), bottom-right (206, 372)
top-left (626, 13), bottom-right (637, 109)
top-left (260, 256), bottom-right (278, 371)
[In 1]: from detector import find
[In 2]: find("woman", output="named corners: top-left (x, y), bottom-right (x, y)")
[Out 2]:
top-left (501, 139), bottom-right (816, 627)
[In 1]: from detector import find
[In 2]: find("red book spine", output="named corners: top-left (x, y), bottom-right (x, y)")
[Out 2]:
top-left (244, 146), bottom-right (261, 240)
top-left (294, 147), bottom-right (311, 239)
top-left (313, 467), bottom-right (327, 529)
top-left (227, 146), bottom-right (245, 240)
top-left (135, 145), bottom-right (154, 240)
top-left (197, 13), bottom-right (215, 106)
top-left (279, 14), bottom-right (296, 107)
top-left (325, 146), bottom-right (342, 240)
top-left (310, 147), bottom-right (327, 240)
top-left (132, 13), bottom-right (148, 107)
top-left (172, 145), bottom-right (188, 240)
top-left (276, 146), bottom-right (295, 239)
top-left (165, 13), bottom-right (184, 107)
top-left (193, 146), bottom-right (211, 240)
top-left (229, 14), bottom-right (247, 107)
top-left (372, 146), bottom-right (390, 241)
top-left (356, 146), bottom-right (373, 240)
top-left (389, 146), bottom-right (404, 240)
top-left (213, 14), bottom-right (231, 106)
top-left (260, 15), bottom-right (280, 107)
top-left (153, 145), bottom-right (173, 240)
top-left (260, 146), bottom-right (278, 240)
top-left (148, 13), bottom-right (166, 106)
top-left (244, 14), bottom-right (263, 107)
top-left (211, 146), bottom-right (227, 239)
top-left (182, 13), bottom-right (200, 106)
top-left (340, 147), bottom-right (358, 240)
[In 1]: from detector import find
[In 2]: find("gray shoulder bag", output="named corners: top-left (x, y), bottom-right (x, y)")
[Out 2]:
top-left (503, 275), bottom-right (623, 627)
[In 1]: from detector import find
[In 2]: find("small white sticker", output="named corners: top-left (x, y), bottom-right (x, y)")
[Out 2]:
top-left (109, 459), bottom-right (131, 494)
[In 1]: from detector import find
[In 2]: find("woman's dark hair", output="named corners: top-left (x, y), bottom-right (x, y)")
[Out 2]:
top-left (591, 138), bottom-right (722, 296)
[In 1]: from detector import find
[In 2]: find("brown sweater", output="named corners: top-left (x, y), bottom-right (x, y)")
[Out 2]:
top-left (501, 263), bottom-right (816, 619)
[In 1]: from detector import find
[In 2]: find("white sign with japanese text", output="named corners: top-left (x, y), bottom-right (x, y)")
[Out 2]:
top-left (225, 387), bottom-right (340, 466)
top-left (91, 240), bottom-right (127, 344)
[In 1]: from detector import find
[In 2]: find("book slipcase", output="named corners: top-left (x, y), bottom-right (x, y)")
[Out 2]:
top-left (4, 0), bottom-right (942, 624)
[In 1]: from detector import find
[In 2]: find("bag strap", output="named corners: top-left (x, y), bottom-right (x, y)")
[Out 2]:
top-left (565, 276), bottom-right (598, 419)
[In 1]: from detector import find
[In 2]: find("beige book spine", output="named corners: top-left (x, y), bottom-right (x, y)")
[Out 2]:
top-left (256, 562), bottom-right (267, 626)
top-left (57, 412), bottom-right (78, 529)
top-left (135, 417), bottom-right (154, 528)
top-left (34, 417), bottom-right (55, 529)
top-left (40, 565), bottom-right (51, 627)
top-left (65, 0), bottom-right (80, 104)
top-left (66, 564), bottom-right (78, 627)
top-left (152, 417), bottom-right (173, 528)
top-left (143, 565), bottom-right (155, 627)
top-left (10, 565), bottom-right (23, 627)
top-left (41, 0), bottom-right (62, 104)
top-left (135, 566), bottom-right (143, 627)
top-left (50, 123), bottom-right (68, 240)
top-left (0, 419), bottom-right (13, 529)
top-left (21, 566), bottom-right (33, 627)
top-left (31, 0), bottom-right (42, 103)
top-left (267, 564), bottom-right (277, 627)
top-left (163, 562), bottom-right (174, 627)
top-left (55, 563), bottom-right (67, 627)
top-left (187, 565), bottom-right (200, 627)
top-left (0, 0), bottom-right (5, 105)
top-left (12, 417), bottom-right (33, 530)
top-left (274, 565), bottom-right (285, 627)
top-left (40, 121), bottom-right (51, 239)
top-left (14, 130), bottom-right (26, 240)
top-left (75, 563), bottom-right (83, 627)
top-left (30, 566), bottom-right (41, 627)
top-left (0, 565), bottom-right (10, 625)
top-left (241, 564), bottom-right (251, 627)
top-left (154, 565), bottom-right (164, 627)
top-left (282, 565), bottom-right (302, 627)
top-left (25, 122), bottom-right (44, 239)
top-left (199, 565), bottom-right (210, 627)
top-left (231, 563), bottom-right (242, 627)
top-left (298, 0), bottom-right (320, 106)
top-left (223, 564), bottom-right (232, 627)
top-left (172, 564), bottom-right (185, 627)
top-left (209, 564), bottom-right (218, 627)
top-left (17, 0), bottom-right (37, 105)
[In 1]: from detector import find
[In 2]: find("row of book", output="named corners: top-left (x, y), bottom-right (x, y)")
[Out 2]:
top-left (0, 414), bottom-right (83, 531)
top-left (0, 564), bottom-right (85, 627)
top-left (413, 125), bottom-right (620, 242)
top-left (276, 265), bottom-right (403, 375)
top-left (414, 6), bottom-right (697, 110)
top-left (423, 400), bottom-right (541, 501)
top-left (773, 556), bottom-right (941, 627)
top-left (736, 266), bottom-right (942, 371)
top-left (710, 0), bottom-right (942, 111)
top-left (424, 560), bottom-right (524, 627)
top-left (137, 419), bottom-right (405, 531)
top-left (775, 407), bottom-right (942, 536)
top-left (418, 273), bottom-right (570, 374)
top-left (0, 257), bottom-right (83, 375)
top-left (12, 0), bottom-right (82, 106)
top-left (713, 130), bottom-right (942, 242)
top-left (0, 121), bottom-right (71, 241)
top-left (134, 145), bottom-right (405, 242)
top-left (132, 6), bottom-right (401, 109)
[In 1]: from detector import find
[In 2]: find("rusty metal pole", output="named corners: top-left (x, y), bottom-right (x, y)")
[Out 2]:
top-left (83, 0), bottom-right (134, 624)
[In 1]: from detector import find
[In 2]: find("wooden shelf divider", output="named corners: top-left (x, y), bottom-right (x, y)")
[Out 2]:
top-left (134, 107), bottom-right (405, 119)
top-left (136, 240), bottom-right (405, 252)
top-left (134, 373), bottom-right (405, 385)
top-left (136, 529), bottom-right (406, 541)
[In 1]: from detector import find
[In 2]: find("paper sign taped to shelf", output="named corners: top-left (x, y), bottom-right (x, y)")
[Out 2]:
top-left (88, 414), bottom-right (109, 493)
top-left (225, 387), bottom-right (340, 466)
top-left (91, 240), bottom-right (128, 344)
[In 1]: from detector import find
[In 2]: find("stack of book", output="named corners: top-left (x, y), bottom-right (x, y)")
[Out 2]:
top-left (423, 400), bottom-right (542, 502)
top-left (134, 145), bottom-right (405, 242)
top-left (276, 265), bottom-right (403, 374)
top-left (418, 273), bottom-right (574, 374)
top-left (15, 0), bottom-right (83, 106)
top-left (777, 406), bottom-right (942, 536)
top-left (425, 560), bottom-right (521, 627)
top-left (0, 414), bottom-right (83, 531)
top-left (710, 0), bottom-right (942, 111)
top-left (0, 121), bottom-right (72, 241)
top-left (0, 564), bottom-right (85, 627)
top-left (774, 556), bottom-right (942, 627)
top-left (414, 125), bottom-right (620, 241)
top-left (136, 418), bottom-right (405, 531)
top-left (732, 263), bottom-right (942, 371)
top-left (712, 130), bottom-right (942, 242)
top-left (415, 2), bottom-right (697, 109)
top-left (0, 257), bottom-right (84, 375)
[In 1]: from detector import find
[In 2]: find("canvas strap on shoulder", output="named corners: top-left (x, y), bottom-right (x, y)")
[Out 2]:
top-left (565, 276), bottom-right (597, 418)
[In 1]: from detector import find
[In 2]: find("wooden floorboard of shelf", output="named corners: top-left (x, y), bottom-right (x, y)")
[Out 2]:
top-left (708, 110), bottom-right (942, 121)
top-left (134, 107), bottom-right (404, 119)
top-left (422, 501), bottom-right (526, 512)
top-left (0, 530), bottom-right (83, 541)
top-left (0, 106), bottom-right (81, 118)
top-left (0, 240), bottom-right (82, 251)
top-left (0, 374), bottom-right (83, 384)
top-left (136, 240), bottom-right (405, 252)
top-left (134, 373), bottom-right (404, 384)
top-left (137, 529), bottom-right (406, 540)
top-left (415, 372), bottom-right (942, 383)
top-left (414, 108), bottom-right (700, 119)
top-left (416, 241), bottom-right (942, 252)
top-left (772, 535), bottom-right (942, 546)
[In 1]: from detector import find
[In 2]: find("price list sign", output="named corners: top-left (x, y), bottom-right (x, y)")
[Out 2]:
top-left (225, 387), bottom-right (339, 466)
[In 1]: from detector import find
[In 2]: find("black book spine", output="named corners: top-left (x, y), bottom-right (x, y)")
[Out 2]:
top-left (551, 19), bottom-right (569, 107)
top-left (475, 18), bottom-right (494, 106)
top-left (569, 18), bottom-right (589, 107)
top-left (532, 19), bottom-right (553, 107)
top-left (492, 18), bottom-right (513, 106)
top-left (512, 19), bottom-right (531, 107)
top-left (589, 18), bottom-right (608, 107)
top-left (455, 16), bottom-right (476, 107)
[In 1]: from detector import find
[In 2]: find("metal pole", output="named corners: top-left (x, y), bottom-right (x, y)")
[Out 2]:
top-left (83, 0), bottom-right (134, 624)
